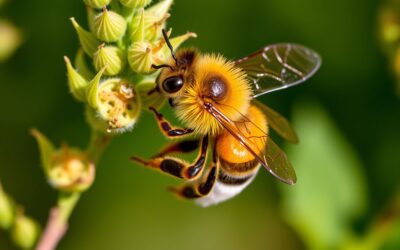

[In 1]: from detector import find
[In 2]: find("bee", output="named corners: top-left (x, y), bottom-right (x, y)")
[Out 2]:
top-left (131, 30), bottom-right (321, 207)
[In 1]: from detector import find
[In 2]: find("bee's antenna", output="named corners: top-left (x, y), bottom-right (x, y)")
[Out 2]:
top-left (151, 64), bottom-right (174, 71)
top-left (162, 29), bottom-right (178, 64)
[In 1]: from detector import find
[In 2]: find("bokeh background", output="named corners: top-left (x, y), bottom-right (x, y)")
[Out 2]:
top-left (1, 0), bottom-right (400, 249)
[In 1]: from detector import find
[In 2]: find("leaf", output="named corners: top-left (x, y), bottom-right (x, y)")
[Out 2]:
top-left (280, 100), bottom-right (367, 250)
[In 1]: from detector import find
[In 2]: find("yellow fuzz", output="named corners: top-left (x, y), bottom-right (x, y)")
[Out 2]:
top-left (175, 54), bottom-right (252, 136)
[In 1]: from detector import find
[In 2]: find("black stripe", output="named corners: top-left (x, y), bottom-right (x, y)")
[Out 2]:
top-left (219, 158), bottom-right (259, 173)
top-left (218, 169), bottom-right (254, 185)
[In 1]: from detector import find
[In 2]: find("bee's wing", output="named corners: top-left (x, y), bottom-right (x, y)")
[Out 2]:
top-left (253, 100), bottom-right (298, 144)
top-left (205, 103), bottom-right (297, 185)
top-left (235, 44), bottom-right (321, 98)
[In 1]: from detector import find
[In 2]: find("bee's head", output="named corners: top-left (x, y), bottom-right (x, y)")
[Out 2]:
top-left (154, 48), bottom-right (198, 97)
top-left (152, 29), bottom-right (198, 97)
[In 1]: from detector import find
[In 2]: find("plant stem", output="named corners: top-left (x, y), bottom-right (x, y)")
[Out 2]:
top-left (35, 131), bottom-right (112, 250)
top-left (86, 131), bottom-right (113, 163)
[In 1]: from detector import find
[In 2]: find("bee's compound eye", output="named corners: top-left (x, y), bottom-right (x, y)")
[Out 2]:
top-left (162, 76), bottom-right (184, 93)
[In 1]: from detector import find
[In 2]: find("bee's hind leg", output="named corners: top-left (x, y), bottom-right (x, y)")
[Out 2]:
top-left (169, 160), bottom-right (219, 199)
top-left (151, 139), bottom-right (200, 158)
top-left (170, 146), bottom-right (219, 199)
top-left (131, 135), bottom-right (208, 180)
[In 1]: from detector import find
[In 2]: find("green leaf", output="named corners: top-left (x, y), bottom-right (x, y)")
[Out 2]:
top-left (280, 100), bottom-right (367, 250)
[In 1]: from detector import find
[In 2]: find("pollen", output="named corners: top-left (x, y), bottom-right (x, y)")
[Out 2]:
top-left (97, 79), bottom-right (141, 133)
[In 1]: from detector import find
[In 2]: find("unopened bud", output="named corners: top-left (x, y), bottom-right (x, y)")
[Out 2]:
top-left (70, 17), bottom-right (100, 57)
top-left (0, 184), bottom-right (14, 229)
top-left (128, 31), bottom-right (196, 74)
top-left (129, 0), bottom-right (172, 42)
top-left (94, 8), bottom-right (127, 42)
top-left (94, 45), bottom-right (126, 76)
top-left (84, 0), bottom-right (111, 9)
top-left (0, 20), bottom-right (23, 62)
top-left (120, 0), bottom-right (152, 9)
top-left (64, 56), bottom-right (89, 102)
top-left (11, 212), bottom-right (40, 250)
top-left (128, 41), bottom-right (164, 74)
top-left (31, 130), bottom-right (95, 192)
top-left (86, 67), bottom-right (106, 109)
top-left (379, 7), bottom-right (400, 46)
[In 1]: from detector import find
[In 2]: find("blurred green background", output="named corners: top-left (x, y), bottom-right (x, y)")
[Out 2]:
top-left (1, 0), bottom-right (400, 249)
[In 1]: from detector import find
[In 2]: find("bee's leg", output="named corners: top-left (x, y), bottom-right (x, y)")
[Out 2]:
top-left (169, 162), bottom-right (219, 199)
top-left (149, 107), bottom-right (194, 138)
top-left (170, 148), bottom-right (219, 199)
top-left (151, 139), bottom-right (200, 158)
top-left (131, 135), bottom-right (208, 180)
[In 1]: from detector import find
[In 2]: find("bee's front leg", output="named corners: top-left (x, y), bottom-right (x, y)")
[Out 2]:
top-left (149, 107), bottom-right (194, 138)
top-left (131, 136), bottom-right (208, 180)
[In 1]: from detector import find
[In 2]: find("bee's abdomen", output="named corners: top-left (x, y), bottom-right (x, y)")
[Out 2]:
top-left (195, 164), bottom-right (260, 207)
top-left (219, 157), bottom-right (259, 176)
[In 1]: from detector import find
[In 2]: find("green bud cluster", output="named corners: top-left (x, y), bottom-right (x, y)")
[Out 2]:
top-left (67, 0), bottom-right (196, 133)
top-left (0, 184), bottom-right (40, 249)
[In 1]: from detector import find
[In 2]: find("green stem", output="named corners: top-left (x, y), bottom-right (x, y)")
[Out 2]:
top-left (56, 192), bottom-right (81, 225)
top-left (86, 131), bottom-right (113, 163)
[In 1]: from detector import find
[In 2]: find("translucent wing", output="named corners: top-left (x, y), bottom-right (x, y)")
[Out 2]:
top-left (204, 103), bottom-right (297, 185)
top-left (253, 100), bottom-right (298, 143)
top-left (235, 44), bottom-right (321, 98)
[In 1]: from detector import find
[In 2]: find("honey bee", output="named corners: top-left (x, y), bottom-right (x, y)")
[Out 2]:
top-left (131, 30), bottom-right (321, 207)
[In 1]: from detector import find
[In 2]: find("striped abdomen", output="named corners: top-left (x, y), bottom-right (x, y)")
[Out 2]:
top-left (196, 105), bottom-right (268, 207)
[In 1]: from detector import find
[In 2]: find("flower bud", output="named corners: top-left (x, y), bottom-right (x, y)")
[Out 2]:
top-left (0, 184), bottom-right (14, 229)
top-left (86, 67), bottom-right (106, 109)
top-left (120, 0), bottom-right (151, 9)
top-left (70, 17), bottom-right (100, 57)
top-left (64, 56), bottom-right (89, 102)
top-left (96, 79), bottom-right (141, 133)
top-left (31, 130), bottom-right (95, 192)
top-left (94, 44), bottom-right (126, 76)
top-left (94, 8), bottom-right (127, 42)
top-left (84, 0), bottom-right (111, 9)
top-left (146, 0), bottom-right (173, 18)
top-left (379, 7), bottom-right (400, 46)
top-left (0, 20), bottom-right (23, 62)
top-left (130, 8), bottom-right (145, 43)
top-left (128, 41), bottom-right (163, 74)
top-left (128, 31), bottom-right (196, 74)
top-left (129, 0), bottom-right (172, 42)
top-left (11, 213), bottom-right (40, 250)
